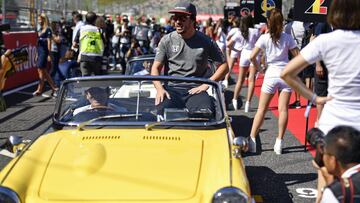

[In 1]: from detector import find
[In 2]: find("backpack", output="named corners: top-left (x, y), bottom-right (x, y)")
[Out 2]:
top-left (327, 168), bottom-right (360, 203)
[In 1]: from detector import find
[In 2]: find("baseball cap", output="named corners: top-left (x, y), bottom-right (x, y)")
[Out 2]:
top-left (169, 2), bottom-right (197, 16)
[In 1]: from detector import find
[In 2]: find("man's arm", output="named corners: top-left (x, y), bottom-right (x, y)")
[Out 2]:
top-left (151, 60), bottom-right (170, 105)
top-left (210, 62), bottom-right (228, 81)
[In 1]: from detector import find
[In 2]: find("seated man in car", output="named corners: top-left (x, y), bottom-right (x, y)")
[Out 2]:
top-left (73, 87), bottom-right (126, 116)
top-left (134, 60), bottom-right (152, 76)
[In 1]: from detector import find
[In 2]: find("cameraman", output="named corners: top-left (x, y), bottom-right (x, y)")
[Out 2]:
top-left (320, 126), bottom-right (360, 202)
top-left (0, 49), bottom-right (27, 111)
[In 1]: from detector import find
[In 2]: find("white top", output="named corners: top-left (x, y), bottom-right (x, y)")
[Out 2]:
top-left (320, 164), bottom-right (360, 203)
top-left (255, 32), bottom-right (297, 68)
top-left (231, 28), bottom-right (260, 51)
top-left (301, 30), bottom-right (360, 107)
top-left (284, 21), bottom-right (305, 49)
top-left (72, 21), bottom-right (84, 43)
top-left (227, 27), bottom-right (239, 41)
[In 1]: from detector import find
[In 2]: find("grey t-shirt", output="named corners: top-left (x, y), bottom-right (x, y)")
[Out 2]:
top-left (155, 31), bottom-right (226, 78)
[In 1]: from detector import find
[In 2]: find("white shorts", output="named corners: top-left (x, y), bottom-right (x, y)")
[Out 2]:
top-left (239, 49), bottom-right (258, 67)
top-left (261, 67), bottom-right (292, 94)
top-left (230, 50), bottom-right (241, 58)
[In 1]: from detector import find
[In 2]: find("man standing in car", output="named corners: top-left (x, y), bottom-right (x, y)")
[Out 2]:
top-left (151, 2), bottom-right (228, 117)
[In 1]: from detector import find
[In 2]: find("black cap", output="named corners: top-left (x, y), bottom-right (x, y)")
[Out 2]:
top-left (169, 2), bottom-right (197, 16)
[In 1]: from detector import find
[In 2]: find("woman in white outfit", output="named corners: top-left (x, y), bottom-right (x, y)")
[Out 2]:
top-left (281, 0), bottom-right (360, 201)
top-left (223, 18), bottom-right (240, 88)
top-left (248, 8), bottom-right (299, 154)
top-left (227, 14), bottom-right (261, 112)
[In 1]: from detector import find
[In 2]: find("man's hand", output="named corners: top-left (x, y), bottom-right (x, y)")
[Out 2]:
top-left (188, 84), bottom-right (209, 95)
top-left (316, 64), bottom-right (324, 78)
top-left (155, 88), bottom-right (171, 105)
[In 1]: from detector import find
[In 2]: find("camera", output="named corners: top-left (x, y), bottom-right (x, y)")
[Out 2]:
top-left (11, 46), bottom-right (28, 65)
top-left (306, 128), bottom-right (325, 167)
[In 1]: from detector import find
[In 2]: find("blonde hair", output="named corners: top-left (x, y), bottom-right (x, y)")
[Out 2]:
top-left (39, 13), bottom-right (49, 29)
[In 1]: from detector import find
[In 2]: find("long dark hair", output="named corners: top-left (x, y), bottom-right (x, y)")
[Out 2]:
top-left (267, 8), bottom-right (283, 45)
top-left (240, 14), bottom-right (254, 41)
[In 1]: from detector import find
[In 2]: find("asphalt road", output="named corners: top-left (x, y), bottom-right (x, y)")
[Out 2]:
top-left (0, 75), bottom-right (318, 203)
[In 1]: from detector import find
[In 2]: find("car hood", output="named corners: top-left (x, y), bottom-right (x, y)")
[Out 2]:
top-left (39, 129), bottom-right (206, 201)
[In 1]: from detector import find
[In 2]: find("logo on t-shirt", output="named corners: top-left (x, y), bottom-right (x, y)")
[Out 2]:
top-left (172, 45), bottom-right (180, 52)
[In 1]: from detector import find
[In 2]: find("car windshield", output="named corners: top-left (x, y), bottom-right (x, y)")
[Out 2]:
top-left (54, 76), bottom-right (225, 128)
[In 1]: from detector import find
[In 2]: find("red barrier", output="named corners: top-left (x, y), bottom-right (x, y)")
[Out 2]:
top-left (2, 31), bottom-right (38, 91)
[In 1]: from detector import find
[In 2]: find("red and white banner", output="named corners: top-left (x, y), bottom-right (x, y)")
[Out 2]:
top-left (3, 31), bottom-right (38, 91)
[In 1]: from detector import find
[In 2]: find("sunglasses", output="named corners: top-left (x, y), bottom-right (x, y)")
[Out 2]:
top-left (172, 15), bottom-right (190, 22)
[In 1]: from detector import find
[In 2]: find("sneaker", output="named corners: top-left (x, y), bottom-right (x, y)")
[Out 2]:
top-left (274, 138), bottom-right (283, 155)
top-left (289, 100), bottom-right (301, 109)
top-left (232, 99), bottom-right (238, 110)
top-left (248, 137), bottom-right (257, 153)
top-left (244, 101), bottom-right (250, 113)
top-left (222, 80), bottom-right (228, 89)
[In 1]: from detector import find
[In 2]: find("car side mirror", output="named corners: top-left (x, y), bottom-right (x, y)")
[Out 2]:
top-left (9, 135), bottom-right (22, 146)
top-left (232, 137), bottom-right (248, 158)
top-left (0, 135), bottom-right (30, 158)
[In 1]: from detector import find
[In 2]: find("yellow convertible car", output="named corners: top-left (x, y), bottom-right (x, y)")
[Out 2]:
top-left (0, 75), bottom-right (252, 203)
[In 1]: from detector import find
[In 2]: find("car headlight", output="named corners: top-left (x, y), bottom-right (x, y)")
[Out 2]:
top-left (212, 187), bottom-right (249, 203)
top-left (0, 186), bottom-right (21, 203)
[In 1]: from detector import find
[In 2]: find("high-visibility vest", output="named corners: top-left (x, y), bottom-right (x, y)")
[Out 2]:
top-left (79, 25), bottom-right (104, 57)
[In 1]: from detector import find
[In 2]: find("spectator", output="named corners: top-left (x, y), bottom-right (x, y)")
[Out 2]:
top-left (73, 11), bottom-right (105, 76)
top-left (312, 22), bottom-right (332, 127)
top-left (320, 126), bottom-right (360, 203)
top-left (58, 49), bottom-right (79, 79)
top-left (0, 49), bottom-right (28, 111)
top-left (71, 11), bottom-right (84, 44)
top-left (125, 39), bottom-right (143, 61)
top-left (214, 18), bottom-right (227, 56)
top-left (33, 13), bottom-right (58, 96)
top-left (248, 8), bottom-right (299, 154)
top-left (151, 1), bottom-right (228, 119)
top-left (284, 8), bottom-right (307, 109)
top-left (228, 14), bottom-right (261, 112)
top-left (50, 21), bottom-right (62, 87)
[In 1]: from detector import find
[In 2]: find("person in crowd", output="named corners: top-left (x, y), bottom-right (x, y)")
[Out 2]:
top-left (248, 8), bottom-right (299, 154)
top-left (204, 17), bottom-right (214, 39)
top-left (223, 17), bottom-right (241, 89)
top-left (281, 1), bottom-right (360, 200)
top-left (311, 22), bottom-right (332, 127)
top-left (0, 49), bottom-right (28, 111)
top-left (149, 24), bottom-right (162, 54)
top-left (33, 13), bottom-right (58, 96)
top-left (95, 15), bottom-right (111, 75)
top-left (214, 18), bottom-right (227, 56)
top-left (284, 8), bottom-right (307, 109)
top-left (132, 15), bottom-right (151, 54)
top-left (73, 11), bottom-right (105, 76)
top-left (151, 1), bottom-right (228, 119)
top-left (163, 16), bottom-right (175, 34)
top-left (228, 14), bottom-right (261, 112)
top-left (71, 11), bottom-right (84, 44)
top-left (58, 49), bottom-right (79, 79)
top-left (320, 126), bottom-right (360, 203)
top-left (111, 15), bottom-right (122, 70)
top-left (50, 21), bottom-right (63, 87)
top-left (125, 38), bottom-right (143, 61)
